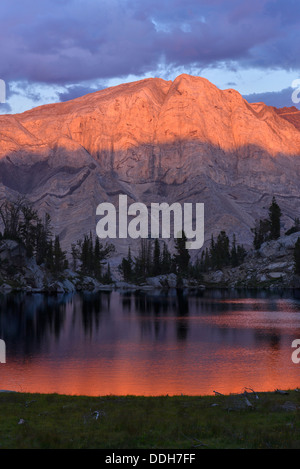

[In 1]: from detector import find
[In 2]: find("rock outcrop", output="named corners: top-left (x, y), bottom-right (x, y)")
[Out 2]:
top-left (0, 239), bottom-right (111, 294)
top-left (274, 106), bottom-right (300, 131)
top-left (204, 231), bottom-right (300, 289)
top-left (0, 74), bottom-right (300, 256)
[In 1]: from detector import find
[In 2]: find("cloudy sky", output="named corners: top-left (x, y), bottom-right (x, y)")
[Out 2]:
top-left (0, 0), bottom-right (300, 114)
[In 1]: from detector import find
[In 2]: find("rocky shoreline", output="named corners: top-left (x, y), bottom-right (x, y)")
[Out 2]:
top-left (202, 231), bottom-right (300, 290)
top-left (1, 231), bottom-right (300, 295)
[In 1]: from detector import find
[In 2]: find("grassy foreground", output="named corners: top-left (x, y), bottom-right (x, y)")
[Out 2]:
top-left (0, 391), bottom-right (299, 449)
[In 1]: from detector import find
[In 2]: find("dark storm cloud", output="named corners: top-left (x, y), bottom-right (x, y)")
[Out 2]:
top-left (58, 84), bottom-right (105, 101)
top-left (0, 0), bottom-right (299, 86)
top-left (244, 88), bottom-right (300, 110)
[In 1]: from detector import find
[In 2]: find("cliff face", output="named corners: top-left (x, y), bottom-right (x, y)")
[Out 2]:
top-left (0, 74), bottom-right (300, 254)
top-left (274, 106), bottom-right (300, 132)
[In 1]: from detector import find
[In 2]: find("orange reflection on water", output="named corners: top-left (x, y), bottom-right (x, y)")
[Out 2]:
top-left (0, 291), bottom-right (299, 396)
top-left (1, 342), bottom-right (299, 396)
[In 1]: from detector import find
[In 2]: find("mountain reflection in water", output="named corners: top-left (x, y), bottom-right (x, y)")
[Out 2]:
top-left (0, 289), bottom-right (299, 396)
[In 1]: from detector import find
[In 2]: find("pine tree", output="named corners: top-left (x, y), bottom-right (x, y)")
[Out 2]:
top-left (94, 236), bottom-right (102, 279)
top-left (127, 246), bottom-right (133, 279)
top-left (71, 243), bottom-right (79, 271)
top-left (294, 237), bottom-right (300, 275)
top-left (268, 196), bottom-right (282, 240)
top-left (53, 236), bottom-right (67, 274)
top-left (190, 257), bottom-right (203, 280)
top-left (204, 248), bottom-right (210, 272)
top-left (0, 197), bottom-right (24, 240)
top-left (161, 242), bottom-right (172, 274)
top-left (46, 239), bottom-right (54, 271)
top-left (209, 234), bottom-right (216, 268)
top-left (152, 238), bottom-right (161, 276)
top-left (216, 231), bottom-right (230, 268)
top-left (36, 213), bottom-right (52, 265)
top-left (237, 245), bottom-right (247, 265)
top-left (19, 204), bottom-right (39, 257)
top-left (174, 231), bottom-right (190, 274)
top-left (79, 234), bottom-right (115, 278)
top-left (107, 263), bottom-right (112, 283)
top-left (252, 219), bottom-right (271, 250)
top-left (230, 235), bottom-right (246, 267)
top-left (209, 231), bottom-right (230, 269)
top-left (252, 197), bottom-right (282, 249)
top-left (231, 234), bottom-right (238, 267)
top-left (80, 236), bottom-right (89, 274)
top-left (119, 247), bottom-right (134, 282)
top-left (134, 239), bottom-right (152, 280)
top-left (102, 263), bottom-right (113, 284)
top-left (88, 232), bottom-right (94, 272)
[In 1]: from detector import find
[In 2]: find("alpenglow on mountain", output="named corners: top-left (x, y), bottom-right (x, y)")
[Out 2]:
top-left (0, 74), bottom-right (300, 255)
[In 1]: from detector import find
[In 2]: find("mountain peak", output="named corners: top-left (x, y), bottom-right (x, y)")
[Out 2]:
top-left (1, 73), bottom-right (299, 161)
top-left (0, 74), bottom-right (300, 252)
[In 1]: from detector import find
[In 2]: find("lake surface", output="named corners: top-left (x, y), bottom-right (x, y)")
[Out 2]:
top-left (0, 289), bottom-right (299, 396)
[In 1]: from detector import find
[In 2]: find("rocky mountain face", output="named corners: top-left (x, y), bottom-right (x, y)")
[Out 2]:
top-left (274, 106), bottom-right (300, 131)
top-left (0, 74), bottom-right (300, 257)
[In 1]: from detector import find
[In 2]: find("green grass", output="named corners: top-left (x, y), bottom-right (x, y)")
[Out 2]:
top-left (0, 391), bottom-right (299, 448)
